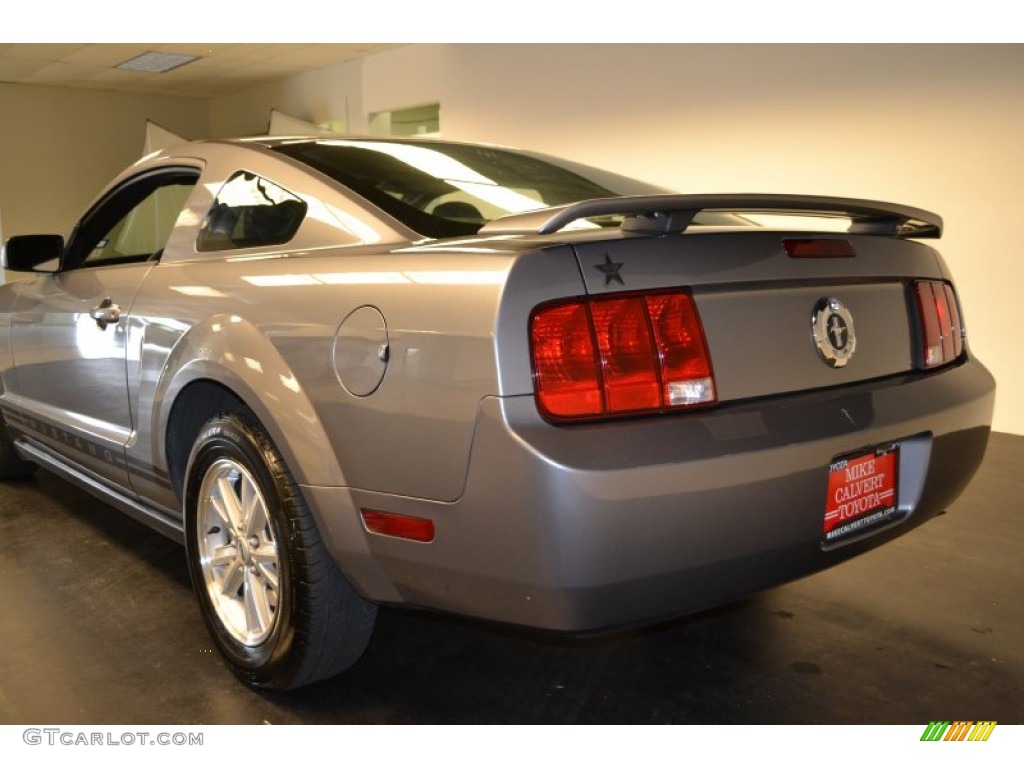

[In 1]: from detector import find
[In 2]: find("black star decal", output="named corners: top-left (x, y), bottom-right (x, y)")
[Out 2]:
top-left (595, 254), bottom-right (624, 286)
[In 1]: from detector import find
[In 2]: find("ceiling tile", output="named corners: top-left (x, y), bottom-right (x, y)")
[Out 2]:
top-left (266, 44), bottom-right (377, 67)
top-left (24, 62), bottom-right (99, 82)
top-left (0, 43), bottom-right (401, 98)
top-left (80, 68), bottom-right (153, 85)
top-left (149, 43), bottom-right (244, 58)
top-left (3, 43), bottom-right (90, 61)
top-left (60, 44), bottom-right (151, 67)
top-left (0, 58), bottom-right (47, 78)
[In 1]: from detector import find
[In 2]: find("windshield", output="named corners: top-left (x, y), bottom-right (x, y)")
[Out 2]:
top-left (273, 138), bottom-right (671, 238)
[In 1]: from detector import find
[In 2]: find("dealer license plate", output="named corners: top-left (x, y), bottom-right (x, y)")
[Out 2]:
top-left (824, 445), bottom-right (899, 543)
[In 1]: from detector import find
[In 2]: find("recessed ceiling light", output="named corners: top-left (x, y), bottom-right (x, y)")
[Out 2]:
top-left (116, 52), bottom-right (199, 74)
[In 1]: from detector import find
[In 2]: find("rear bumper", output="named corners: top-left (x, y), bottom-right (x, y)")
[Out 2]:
top-left (320, 359), bottom-right (995, 632)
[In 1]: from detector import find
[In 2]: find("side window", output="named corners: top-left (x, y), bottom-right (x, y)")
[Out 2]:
top-left (196, 172), bottom-right (307, 252)
top-left (83, 183), bottom-right (194, 267)
top-left (65, 169), bottom-right (199, 270)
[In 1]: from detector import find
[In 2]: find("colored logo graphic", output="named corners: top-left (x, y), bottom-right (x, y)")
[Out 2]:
top-left (920, 721), bottom-right (997, 742)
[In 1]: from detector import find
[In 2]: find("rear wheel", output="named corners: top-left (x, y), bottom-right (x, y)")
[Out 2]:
top-left (184, 412), bottom-right (376, 690)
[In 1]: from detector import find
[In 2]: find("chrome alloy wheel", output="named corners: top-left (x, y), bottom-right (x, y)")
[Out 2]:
top-left (196, 458), bottom-right (280, 646)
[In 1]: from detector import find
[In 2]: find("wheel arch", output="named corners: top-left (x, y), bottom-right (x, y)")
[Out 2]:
top-left (165, 379), bottom-right (247, 499)
top-left (156, 319), bottom-right (401, 608)
top-left (155, 316), bottom-right (348, 499)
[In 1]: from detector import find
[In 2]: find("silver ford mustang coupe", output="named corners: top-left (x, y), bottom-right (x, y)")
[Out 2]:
top-left (0, 137), bottom-right (995, 689)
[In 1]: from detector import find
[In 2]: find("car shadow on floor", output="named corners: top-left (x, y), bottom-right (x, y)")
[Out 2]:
top-left (2, 433), bottom-right (1021, 724)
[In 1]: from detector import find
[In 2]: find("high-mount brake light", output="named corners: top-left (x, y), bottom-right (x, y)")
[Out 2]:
top-left (914, 280), bottom-right (964, 369)
top-left (784, 239), bottom-right (856, 258)
top-left (530, 290), bottom-right (716, 421)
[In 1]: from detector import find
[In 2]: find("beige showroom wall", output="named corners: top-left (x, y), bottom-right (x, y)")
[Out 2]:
top-left (227, 44), bottom-right (1023, 435)
top-left (0, 83), bottom-right (208, 238)
top-left (210, 61), bottom-right (361, 138)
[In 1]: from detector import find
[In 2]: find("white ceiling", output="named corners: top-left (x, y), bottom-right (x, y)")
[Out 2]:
top-left (0, 43), bottom-right (401, 98)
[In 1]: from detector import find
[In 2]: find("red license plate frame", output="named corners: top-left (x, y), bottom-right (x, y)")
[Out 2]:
top-left (824, 445), bottom-right (899, 543)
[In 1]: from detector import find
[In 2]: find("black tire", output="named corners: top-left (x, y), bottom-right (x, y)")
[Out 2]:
top-left (0, 411), bottom-right (36, 481)
top-left (183, 411), bottom-right (376, 690)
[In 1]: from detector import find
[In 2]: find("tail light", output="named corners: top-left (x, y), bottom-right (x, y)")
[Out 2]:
top-left (914, 280), bottom-right (964, 369)
top-left (530, 290), bottom-right (716, 421)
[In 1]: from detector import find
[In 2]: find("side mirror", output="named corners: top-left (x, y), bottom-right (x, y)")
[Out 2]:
top-left (3, 235), bottom-right (64, 272)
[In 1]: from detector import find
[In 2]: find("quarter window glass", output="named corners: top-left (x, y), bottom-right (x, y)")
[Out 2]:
top-left (197, 172), bottom-right (307, 252)
top-left (83, 182), bottom-right (194, 267)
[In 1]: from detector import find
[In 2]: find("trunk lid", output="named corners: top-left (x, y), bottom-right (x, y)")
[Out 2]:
top-left (491, 195), bottom-right (950, 407)
top-left (570, 230), bottom-right (943, 402)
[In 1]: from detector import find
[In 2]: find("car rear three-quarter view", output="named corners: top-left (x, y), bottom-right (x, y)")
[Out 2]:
top-left (0, 137), bottom-right (995, 690)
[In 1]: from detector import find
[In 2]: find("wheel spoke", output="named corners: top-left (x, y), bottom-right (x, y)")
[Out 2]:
top-left (208, 493), bottom-right (234, 531)
top-left (219, 557), bottom-right (245, 598)
top-left (216, 476), bottom-right (244, 531)
top-left (255, 557), bottom-right (279, 590)
top-left (207, 543), bottom-right (237, 568)
top-left (244, 570), bottom-right (273, 635)
top-left (242, 483), bottom-right (267, 539)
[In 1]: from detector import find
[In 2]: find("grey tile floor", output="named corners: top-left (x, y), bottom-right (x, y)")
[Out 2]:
top-left (0, 433), bottom-right (1020, 724)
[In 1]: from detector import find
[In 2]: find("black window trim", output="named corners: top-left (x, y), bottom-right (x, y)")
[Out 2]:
top-left (61, 166), bottom-right (202, 272)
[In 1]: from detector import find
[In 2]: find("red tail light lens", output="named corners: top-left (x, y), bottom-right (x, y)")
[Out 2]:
top-left (645, 293), bottom-right (716, 407)
top-left (914, 280), bottom-right (965, 369)
top-left (531, 302), bottom-right (602, 417)
top-left (591, 297), bottom-right (661, 412)
top-left (530, 290), bottom-right (716, 421)
top-left (943, 283), bottom-right (964, 359)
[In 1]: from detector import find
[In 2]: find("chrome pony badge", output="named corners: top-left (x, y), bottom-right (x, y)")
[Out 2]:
top-left (811, 297), bottom-right (856, 368)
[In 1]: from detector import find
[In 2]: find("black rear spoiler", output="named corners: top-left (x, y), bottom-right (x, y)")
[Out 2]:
top-left (479, 194), bottom-right (942, 238)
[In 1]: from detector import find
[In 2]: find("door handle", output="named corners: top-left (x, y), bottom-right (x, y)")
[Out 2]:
top-left (89, 298), bottom-right (122, 330)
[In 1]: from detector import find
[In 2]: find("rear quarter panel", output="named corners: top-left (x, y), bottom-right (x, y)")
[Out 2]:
top-left (130, 241), bottom-right (587, 505)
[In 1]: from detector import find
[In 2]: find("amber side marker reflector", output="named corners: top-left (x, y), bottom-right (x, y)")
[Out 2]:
top-left (361, 509), bottom-right (435, 542)
top-left (784, 239), bottom-right (856, 258)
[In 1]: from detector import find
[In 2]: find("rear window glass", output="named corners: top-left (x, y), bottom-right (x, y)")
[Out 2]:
top-left (273, 139), bottom-right (670, 239)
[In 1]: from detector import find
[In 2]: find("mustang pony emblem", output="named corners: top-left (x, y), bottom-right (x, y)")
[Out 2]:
top-left (812, 297), bottom-right (857, 368)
